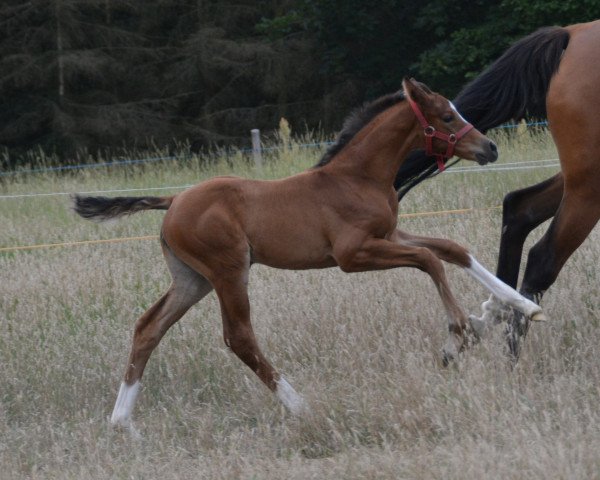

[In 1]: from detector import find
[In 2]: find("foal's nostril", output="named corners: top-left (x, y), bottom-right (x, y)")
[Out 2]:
top-left (489, 141), bottom-right (498, 162)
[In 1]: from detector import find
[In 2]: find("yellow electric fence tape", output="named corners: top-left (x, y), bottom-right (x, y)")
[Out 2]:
top-left (0, 206), bottom-right (501, 253)
top-left (0, 235), bottom-right (160, 253)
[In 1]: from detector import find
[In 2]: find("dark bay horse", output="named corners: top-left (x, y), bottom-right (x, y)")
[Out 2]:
top-left (395, 21), bottom-right (600, 358)
top-left (74, 79), bottom-right (541, 432)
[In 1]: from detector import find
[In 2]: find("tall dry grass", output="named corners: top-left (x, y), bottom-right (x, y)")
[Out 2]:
top-left (1, 129), bottom-right (599, 479)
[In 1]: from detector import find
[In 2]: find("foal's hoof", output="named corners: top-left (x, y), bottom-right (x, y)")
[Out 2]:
top-left (468, 314), bottom-right (489, 340)
top-left (289, 398), bottom-right (311, 417)
top-left (531, 311), bottom-right (547, 322)
top-left (110, 417), bottom-right (142, 440)
top-left (441, 350), bottom-right (455, 367)
top-left (276, 377), bottom-right (310, 417)
top-left (441, 336), bottom-right (461, 367)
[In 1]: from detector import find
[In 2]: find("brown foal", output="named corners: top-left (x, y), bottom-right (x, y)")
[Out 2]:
top-left (74, 78), bottom-right (544, 431)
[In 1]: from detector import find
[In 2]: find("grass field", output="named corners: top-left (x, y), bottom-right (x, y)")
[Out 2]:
top-left (2, 129), bottom-right (600, 479)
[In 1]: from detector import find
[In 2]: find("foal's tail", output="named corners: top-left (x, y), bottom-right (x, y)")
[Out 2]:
top-left (73, 194), bottom-right (174, 222)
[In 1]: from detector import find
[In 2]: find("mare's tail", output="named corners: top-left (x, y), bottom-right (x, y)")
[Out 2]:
top-left (454, 26), bottom-right (570, 131)
top-left (395, 26), bottom-right (570, 200)
top-left (73, 195), bottom-right (174, 222)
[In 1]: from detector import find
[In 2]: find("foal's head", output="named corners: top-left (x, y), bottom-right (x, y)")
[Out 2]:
top-left (403, 78), bottom-right (498, 165)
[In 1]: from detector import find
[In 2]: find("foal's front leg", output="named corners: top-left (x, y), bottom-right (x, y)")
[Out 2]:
top-left (333, 233), bottom-right (470, 362)
top-left (392, 229), bottom-right (546, 335)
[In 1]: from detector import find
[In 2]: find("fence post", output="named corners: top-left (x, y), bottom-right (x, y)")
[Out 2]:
top-left (251, 129), bottom-right (263, 173)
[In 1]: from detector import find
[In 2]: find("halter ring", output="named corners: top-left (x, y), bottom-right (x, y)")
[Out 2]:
top-left (407, 97), bottom-right (474, 172)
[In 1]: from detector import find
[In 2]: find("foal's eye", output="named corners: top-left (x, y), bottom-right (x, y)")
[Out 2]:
top-left (442, 114), bottom-right (454, 123)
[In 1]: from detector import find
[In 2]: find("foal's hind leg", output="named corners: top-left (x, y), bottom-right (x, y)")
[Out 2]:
top-left (212, 271), bottom-right (306, 415)
top-left (111, 244), bottom-right (212, 429)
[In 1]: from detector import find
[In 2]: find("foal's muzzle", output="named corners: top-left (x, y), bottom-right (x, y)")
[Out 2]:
top-left (475, 141), bottom-right (498, 165)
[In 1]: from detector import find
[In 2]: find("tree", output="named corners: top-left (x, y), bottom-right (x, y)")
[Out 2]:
top-left (0, 0), bottom-right (166, 160)
top-left (416, 0), bottom-right (600, 95)
top-left (1, 0), bottom-right (599, 166)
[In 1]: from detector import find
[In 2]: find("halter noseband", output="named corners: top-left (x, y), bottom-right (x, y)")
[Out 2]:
top-left (408, 98), bottom-right (474, 172)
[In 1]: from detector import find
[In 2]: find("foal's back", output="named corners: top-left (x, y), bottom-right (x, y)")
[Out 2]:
top-left (161, 170), bottom-right (382, 272)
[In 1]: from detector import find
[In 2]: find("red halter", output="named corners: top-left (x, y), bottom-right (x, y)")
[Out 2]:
top-left (408, 98), bottom-right (474, 171)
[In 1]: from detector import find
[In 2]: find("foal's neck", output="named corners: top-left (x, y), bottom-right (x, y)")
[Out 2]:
top-left (325, 101), bottom-right (418, 189)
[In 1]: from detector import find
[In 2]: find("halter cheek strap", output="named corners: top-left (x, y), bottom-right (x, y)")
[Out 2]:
top-left (408, 98), bottom-right (474, 171)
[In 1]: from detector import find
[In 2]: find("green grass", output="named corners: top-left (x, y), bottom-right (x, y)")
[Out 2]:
top-left (2, 130), bottom-right (599, 479)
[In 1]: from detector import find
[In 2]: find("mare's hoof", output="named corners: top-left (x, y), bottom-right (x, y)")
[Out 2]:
top-left (531, 312), bottom-right (547, 322)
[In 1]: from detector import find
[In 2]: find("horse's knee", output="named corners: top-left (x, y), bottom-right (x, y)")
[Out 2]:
top-left (415, 246), bottom-right (445, 276)
top-left (225, 325), bottom-right (256, 359)
top-left (502, 178), bottom-right (561, 239)
top-left (131, 294), bottom-right (169, 346)
top-left (132, 319), bottom-right (167, 357)
top-left (502, 190), bottom-right (531, 237)
top-left (439, 240), bottom-right (471, 267)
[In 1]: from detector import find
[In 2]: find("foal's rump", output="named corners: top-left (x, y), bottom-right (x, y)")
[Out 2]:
top-left (73, 174), bottom-right (337, 270)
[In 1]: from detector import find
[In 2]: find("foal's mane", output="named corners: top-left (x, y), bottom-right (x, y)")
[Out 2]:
top-left (315, 91), bottom-right (406, 167)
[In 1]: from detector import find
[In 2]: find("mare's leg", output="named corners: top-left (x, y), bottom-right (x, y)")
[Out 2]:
top-left (469, 174), bottom-right (563, 341)
top-left (496, 173), bottom-right (564, 287)
top-left (213, 271), bottom-right (306, 415)
top-left (505, 58), bottom-right (600, 358)
top-left (111, 244), bottom-right (213, 429)
top-left (508, 187), bottom-right (600, 358)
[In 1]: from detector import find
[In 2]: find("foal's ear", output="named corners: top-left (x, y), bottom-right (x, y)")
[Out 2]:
top-left (402, 77), bottom-right (433, 107)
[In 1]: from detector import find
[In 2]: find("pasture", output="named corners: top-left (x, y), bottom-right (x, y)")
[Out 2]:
top-left (1, 129), bottom-right (599, 479)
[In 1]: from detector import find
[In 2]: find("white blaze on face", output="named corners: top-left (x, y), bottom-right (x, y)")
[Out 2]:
top-left (450, 102), bottom-right (468, 123)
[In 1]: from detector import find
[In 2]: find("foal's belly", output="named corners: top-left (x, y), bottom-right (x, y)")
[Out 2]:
top-left (247, 224), bottom-right (338, 270)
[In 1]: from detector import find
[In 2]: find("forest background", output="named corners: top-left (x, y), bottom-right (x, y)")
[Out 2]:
top-left (1, 0), bottom-right (598, 168)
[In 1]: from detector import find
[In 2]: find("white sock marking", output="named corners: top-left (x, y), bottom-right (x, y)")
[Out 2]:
top-left (111, 381), bottom-right (140, 427)
top-left (467, 255), bottom-right (541, 317)
top-left (276, 377), bottom-right (307, 416)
